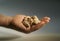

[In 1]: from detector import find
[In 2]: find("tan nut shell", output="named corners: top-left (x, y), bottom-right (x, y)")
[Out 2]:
top-left (22, 16), bottom-right (40, 27)
top-left (32, 16), bottom-right (40, 24)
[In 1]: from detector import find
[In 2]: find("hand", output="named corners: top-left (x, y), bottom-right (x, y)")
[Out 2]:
top-left (11, 15), bottom-right (50, 33)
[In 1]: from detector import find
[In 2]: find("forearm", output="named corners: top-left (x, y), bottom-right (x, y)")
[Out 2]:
top-left (0, 14), bottom-right (13, 27)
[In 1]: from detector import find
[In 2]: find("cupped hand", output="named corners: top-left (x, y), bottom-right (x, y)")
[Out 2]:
top-left (12, 15), bottom-right (50, 33)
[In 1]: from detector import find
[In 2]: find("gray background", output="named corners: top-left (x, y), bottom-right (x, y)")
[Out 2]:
top-left (0, 0), bottom-right (60, 34)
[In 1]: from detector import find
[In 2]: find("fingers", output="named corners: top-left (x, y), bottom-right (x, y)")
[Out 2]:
top-left (41, 16), bottom-right (50, 23)
top-left (31, 17), bottom-right (50, 32)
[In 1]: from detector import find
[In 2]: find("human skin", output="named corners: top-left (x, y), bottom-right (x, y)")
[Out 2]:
top-left (0, 14), bottom-right (50, 34)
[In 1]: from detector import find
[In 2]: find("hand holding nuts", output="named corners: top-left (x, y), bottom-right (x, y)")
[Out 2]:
top-left (10, 15), bottom-right (50, 33)
top-left (0, 14), bottom-right (50, 33)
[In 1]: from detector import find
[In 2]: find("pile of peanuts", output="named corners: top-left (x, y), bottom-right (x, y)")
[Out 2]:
top-left (22, 16), bottom-right (40, 28)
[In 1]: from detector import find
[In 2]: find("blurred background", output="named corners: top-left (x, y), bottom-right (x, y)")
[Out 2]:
top-left (0, 0), bottom-right (60, 41)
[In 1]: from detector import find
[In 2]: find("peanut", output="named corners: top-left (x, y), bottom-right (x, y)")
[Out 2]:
top-left (22, 20), bottom-right (30, 27)
top-left (31, 16), bottom-right (40, 24)
top-left (22, 16), bottom-right (40, 28)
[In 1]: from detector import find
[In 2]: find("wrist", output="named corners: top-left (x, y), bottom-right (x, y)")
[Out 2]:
top-left (0, 15), bottom-right (13, 26)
